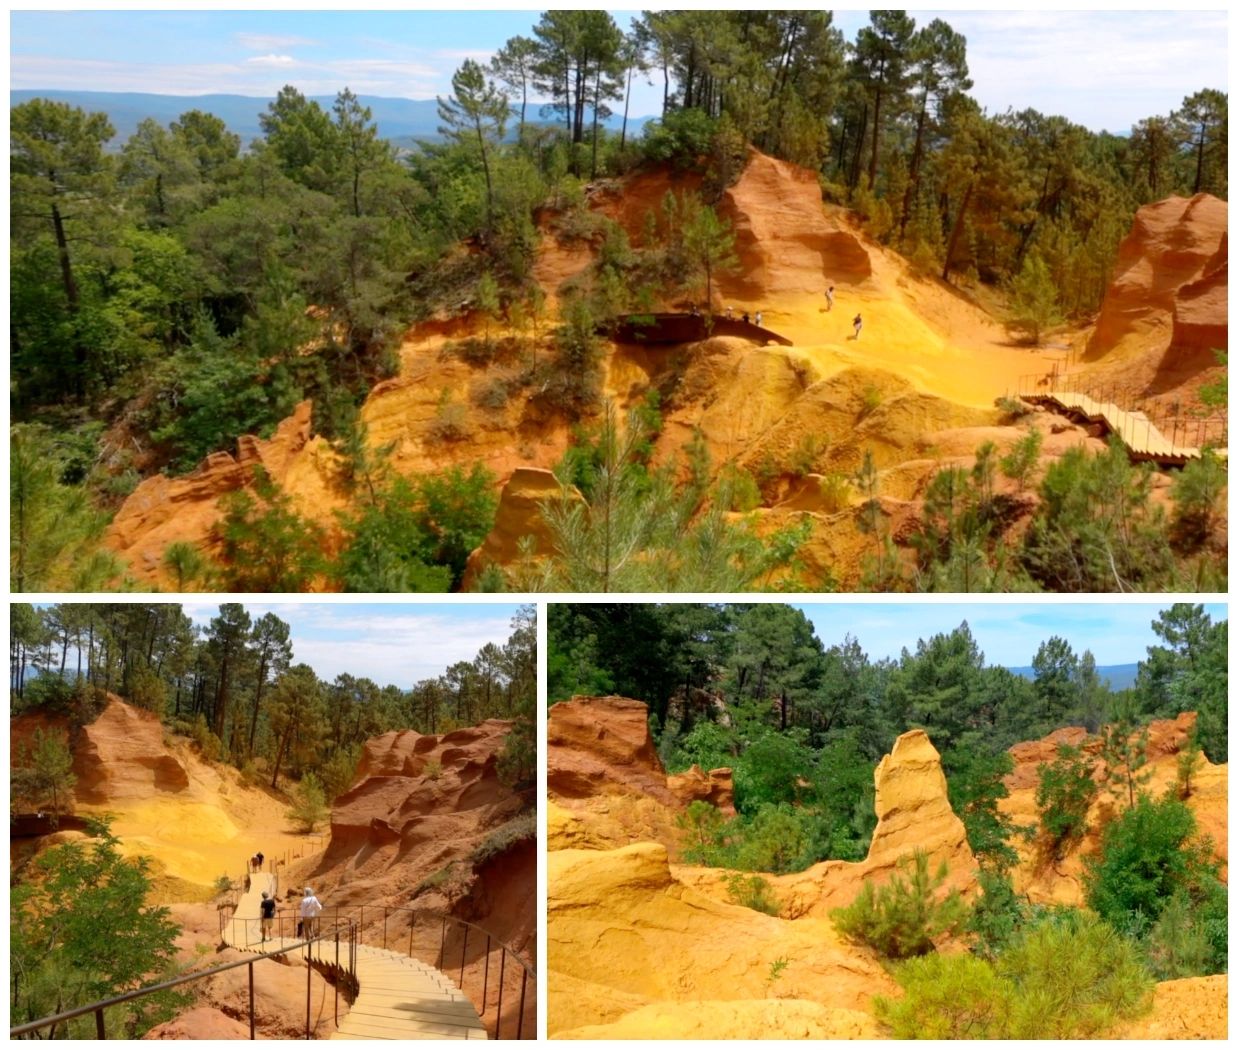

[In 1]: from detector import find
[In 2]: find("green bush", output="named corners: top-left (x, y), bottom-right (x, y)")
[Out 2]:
top-left (1034, 743), bottom-right (1097, 860)
top-left (1084, 794), bottom-right (1224, 945)
top-left (831, 850), bottom-right (967, 959)
top-left (999, 911), bottom-right (1152, 1038)
top-left (878, 911), bottom-right (1152, 1039)
top-left (470, 812), bottom-right (536, 865)
top-left (723, 872), bottom-right (780, 916)
top-left (877, 952), bottom-right (1011, 1038)
top-left (641, 108), bottom-right (717, 170)
top-left (966, 869), bottom-right (1028, 961)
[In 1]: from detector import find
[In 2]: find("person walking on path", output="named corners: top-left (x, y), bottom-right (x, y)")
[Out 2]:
top-left (825, 284), bottom-right (835, 311)
top-left (299, 887), bottom-right (323, 940)
top-left (852, 313), bottom-right (863, 340)
top-left (755, 310), bottom-right (763, 327)
top-left (255, 851), bottom-right (264, 872)
top-left (260, 892), bottom-right (276, 943)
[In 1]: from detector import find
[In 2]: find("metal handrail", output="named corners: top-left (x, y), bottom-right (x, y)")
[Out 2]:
top-left (11, 921), bottom-right (357, 1040)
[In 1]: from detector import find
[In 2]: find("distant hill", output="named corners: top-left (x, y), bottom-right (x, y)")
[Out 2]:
top-left (10, 89), bottom-right (654, 152)
top-left (1008, 662), bottom-right (1140, 691)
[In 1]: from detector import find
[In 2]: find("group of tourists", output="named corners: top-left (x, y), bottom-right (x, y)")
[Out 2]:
top-left (251, 860), bottom-right (322, 945)
top-left (714, 281), bottom-right (864, 340)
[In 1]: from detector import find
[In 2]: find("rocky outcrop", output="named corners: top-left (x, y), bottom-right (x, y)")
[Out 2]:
top-left (1088, 194), bottom-right (1227, 357)
top-left (104, 401), bottom-right (336, 588)
top-left (324, 720), bottom-right (521, 882)
top-left (69, 698), bottom-right (191, 803)
top-left (547, 696), bottom-right (677, 804)
top-left (1001, 712), bottom-right (1228, 905)
top-left (547, 843), bottom-right (897, 1037)
top-left (720, 150), bottom-right (872, 300)
top-left (1110, 975), bottom-right (1228, 1040)
top-left (461, 468), bottom-right (582, 589)
top-left (772, 729), bottom-right (978, 918)
top-left (667, 765), bottom-right (736, 816)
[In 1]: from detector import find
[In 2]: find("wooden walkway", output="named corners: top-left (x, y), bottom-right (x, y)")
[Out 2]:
top-left (1023, 390), bottom-right (1225, 466)
top-left (225, 875), bottom-right (486, 1040)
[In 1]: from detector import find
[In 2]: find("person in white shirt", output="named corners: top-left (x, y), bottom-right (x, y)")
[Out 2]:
top-left (299, 887), bottom-right (323, 939)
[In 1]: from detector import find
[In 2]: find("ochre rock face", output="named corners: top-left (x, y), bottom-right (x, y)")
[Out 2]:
top-left (554, 999), bottom-right (880, 1040)
top-left (71, 698), bottom-right (191, 803)
top-left (104, 401), bottom-right (336, 588)
top-left (546, 696), bottom-right (677, 805)
top-left (1109, 975), bottom-right (1228, 1040)
top-left (547, 843), bottom-right (897, 1037)
top-left (1087, 193), bottom-right (1228, 359)
top-left (667, 764), bottom-right (736, 816)
top-left (1001, 712), bottom-right (1228, 905)
top-left (324, 719), bottom-right (520, 885)
top-left (771, 728), bottom-right (978, 918)
top-left (460, 467), bottom-right (581, 589)
top-left (719, 149), bottom-right (873, 301)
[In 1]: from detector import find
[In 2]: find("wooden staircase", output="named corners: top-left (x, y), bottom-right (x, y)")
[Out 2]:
top-left (1023, 390), bottom-right (1226, 466)
top-left (225, 875), bottom-right (486, 1040)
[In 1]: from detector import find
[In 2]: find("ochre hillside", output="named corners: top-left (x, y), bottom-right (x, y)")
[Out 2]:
top-left (546, 695), bottom-right (1228, 1039)
top-left (101, 152), bottom-right (1226, 590)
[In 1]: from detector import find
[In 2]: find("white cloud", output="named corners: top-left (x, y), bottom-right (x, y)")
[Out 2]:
top-left (235, 33), bottom-right (318, 52)
top-left (247, 54), bottom-right (298, 67)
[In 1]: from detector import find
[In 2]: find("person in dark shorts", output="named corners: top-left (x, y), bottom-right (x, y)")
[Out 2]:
top-left (260, 891), bottom-right (276, 943)
top-left (853, 313), bottom-right (863, 340)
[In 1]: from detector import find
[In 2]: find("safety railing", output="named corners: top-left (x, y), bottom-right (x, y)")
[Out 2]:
top-left (10, 920), bottom-right (359, 1040)
top-left (1008, 370), bottom-right (1227, 455)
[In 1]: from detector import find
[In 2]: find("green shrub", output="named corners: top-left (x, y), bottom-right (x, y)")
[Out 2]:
top-left (966, 869), bottom-right (1028, 961)
top-left (1034, 743), bottom-right (1097, 860)
top-left (831, 850), bottom-right (967, 959)
top-left (470, 812), bottom-right (536, 865)
top-left (1084, 794), bottom-right (1223, 941)
top-left (286, 772), bottom-right (329, 832)
top-left (723, 872), bottom-right (780, 916)
top-left (877, 952), bottom-right (1011, 1038)
top-left (878, 911), bottom-right (1153, 1039)
top-left (999, 911), bottom-right (1152, 1038)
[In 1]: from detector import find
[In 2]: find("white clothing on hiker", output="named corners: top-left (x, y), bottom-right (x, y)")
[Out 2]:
top-left (755, 312), bottom-right (763, 327)
top-left (826, 286), bottom-right (834, 310)
top-left (300, 889), bottom-right (323, 937)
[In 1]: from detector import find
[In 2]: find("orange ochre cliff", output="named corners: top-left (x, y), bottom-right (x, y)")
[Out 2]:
top-left (545, 696), bottom-right (1227, 1039)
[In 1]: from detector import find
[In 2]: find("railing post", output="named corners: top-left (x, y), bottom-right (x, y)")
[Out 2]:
top-left (482, 935), bottom-right (491, 1011)
top-left (248, 961), bottom-right (255, 1040)
top-left (305, 935), bottom-right (312, 1040)
top-left (334, 924), bottom-right (339, 1024)
top-left (383, 907), bottom-right (388, 951)
top-left (495, 949), bottom-right (506, 1039)
top-left (408, 913), bottom-right (415, 958)
top-left (517, 967), bottom-right (528, 1040)
top-left (439, 916), bottom-right (447, 970)
top-left (95, 1007), bottom-right (105, 1039)
top-left (459, 924), bottom-right (468, 987)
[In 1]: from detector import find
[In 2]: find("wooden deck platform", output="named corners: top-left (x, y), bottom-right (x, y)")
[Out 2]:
top-left (225, 874), bottom-right (485, 1040)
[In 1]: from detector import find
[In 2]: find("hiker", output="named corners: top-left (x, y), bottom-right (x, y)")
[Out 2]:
top-left (825, 284), bottom-right (835, 311)
top-left (853, 313), bottom-right (863, 340)
top-left (260, 892), bottom-right (276, 943)
top-left (299, 887), bottom-right (323, 940)
top-left (725, 305), bottom-right (733, 320)
top-left (742, 311), bottom-right (750, 324)
top-left (755, 311), bottom-right (763, 327)
top-left (255, 851), bottom-right (264, 872)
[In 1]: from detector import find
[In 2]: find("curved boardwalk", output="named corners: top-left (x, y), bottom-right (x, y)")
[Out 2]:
top-left (1024, 390), bottom-right (1226, 466)
top-left (225, 874), bottom-right (486, 1040)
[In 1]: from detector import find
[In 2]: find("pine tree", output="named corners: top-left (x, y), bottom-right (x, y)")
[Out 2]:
top-left (1005, 251), bottom-right (1063, 345)
top-left (438, 60), bottom-right (509, 231)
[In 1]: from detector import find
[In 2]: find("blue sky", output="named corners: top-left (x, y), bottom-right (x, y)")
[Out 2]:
top-left (23, 602), bottom-right (521, 687)
top-left (9, 8), bottom-right (1228, 133)
top-left (177, 602), bottom-right (525, 686)
top-left (790, 602), bottom-right (1228, 667)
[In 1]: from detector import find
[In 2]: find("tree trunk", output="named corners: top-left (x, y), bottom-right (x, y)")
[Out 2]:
top-left (899, 91), bottom-right (930, 243)
top-left (590, 66), bottom-right (602, 179)
top-left (248, 656), bottom-right (268, 757)
top-left (475, 118), bottom-right (494, 230)
top-left (50, 198), bottom-right (86, 397)
top-left (620, 62), bottom-right (633, 149)
top-left (271, 726), bottom-right (292, 788)
top-left (942, 179), bottom-right (975, 282)
top-left (1193, 121), bottom-right (1206, 193)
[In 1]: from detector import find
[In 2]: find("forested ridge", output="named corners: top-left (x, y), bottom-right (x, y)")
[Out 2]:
top-left (10, 10), bottom-right (1227, 592)
top-left (549, 602), bottom-right (1228, 1019)
top-left (10, 602), bottom-right (536, 805)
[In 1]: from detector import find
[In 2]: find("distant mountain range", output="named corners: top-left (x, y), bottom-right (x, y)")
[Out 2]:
top-left (1009, 663), bottom-right (1140, 691)
top-left (10, 89), bottom-right (655, 152)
